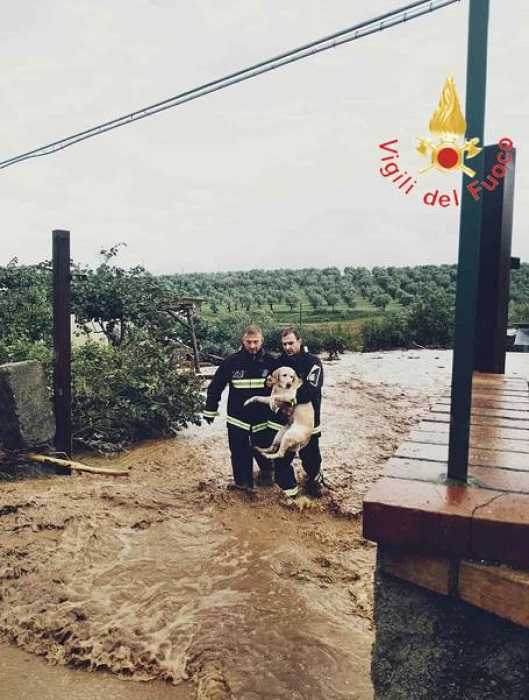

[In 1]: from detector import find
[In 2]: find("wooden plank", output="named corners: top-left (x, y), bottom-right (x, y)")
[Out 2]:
top-left (396, 442), bottom-right (529, 470)
top-left (408, 429), bottom-right (529, 454)
top-left (434, 404), bottom-right (529, 421)
top-left (438, 396), bottom-right (529, 408)
top-left (380, 550), bottom-right (451, 596)
top-left (431, 408), bottom-right (529, 426)
top-left (473, 493), bottom-right (529, 568)
top-left (473, 379), bottom-right (528, 388)
top-left (383, 457), bottom-right (529, 495)
top-left (383, 457), bottom-right (447, 482)
top-left (459, 561), bottom-right (529, 629)
top-left (363, 478), bottom-right (505, 559)
top-left (469, 465), bottom-right (529, 494)
top-left (474, 372), bottom-right (527, 385)
top-left (472, 382), bottom-right (528, 392)
top-left (472, 384), bottom-right (529, 392)
top-left (424, 412), bottom-right (529, 431)
top-left (415, 420), bottom-right (529, 442)
top-left (473, 381), bottom-right (528, 391)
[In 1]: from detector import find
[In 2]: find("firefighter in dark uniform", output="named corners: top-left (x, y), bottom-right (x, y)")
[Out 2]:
top-left (203, 325), bottom-right (275, 489)
top-left (270, 326), bottom-right (324, 499)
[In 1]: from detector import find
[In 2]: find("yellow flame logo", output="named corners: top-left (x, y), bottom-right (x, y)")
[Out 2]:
top-left (429, 76), bottom-right (466, 140)
top-left (416, 76), bottom-right (482, 177)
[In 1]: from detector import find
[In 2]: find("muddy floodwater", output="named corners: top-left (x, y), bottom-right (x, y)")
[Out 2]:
top-left (0, 471), bottom-right (375, 700)
top-left (2, 351), bottom-right (526, 699)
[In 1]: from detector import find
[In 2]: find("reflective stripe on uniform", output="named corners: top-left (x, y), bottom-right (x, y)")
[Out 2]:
top-left (227, 416), bottom-right (251, 431)
top-left (283, 486), bottom-right (299, 498)
top-left (251, 422), bottom-right (269, 433)
top-left (203, 410), bottom-right (219, 418)
top-left (312, 425), bottom-right (322, 435)
top-left (231, 378), bottom-right (267, 389)
top-left (313, 470), bottom-right (324, 483)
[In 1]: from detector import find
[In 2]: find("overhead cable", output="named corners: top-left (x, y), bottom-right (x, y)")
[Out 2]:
top-left (0, 0), bottom-right (460, 170)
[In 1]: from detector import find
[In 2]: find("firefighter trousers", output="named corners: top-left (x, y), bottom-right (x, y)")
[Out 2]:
top-left (273, 435), bottom-right (322, 496)
top-left (227, 424), bottom-right (274, 488)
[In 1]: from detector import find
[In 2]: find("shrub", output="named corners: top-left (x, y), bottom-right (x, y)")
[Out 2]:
top-left (408, 290), bottom-right (454, 347)
top-left (362, 311), bottom-right (412, 351)
top-left (71, 332), bottom-right (203, 451)
top-left (0, 339), bottom-right (53, 369)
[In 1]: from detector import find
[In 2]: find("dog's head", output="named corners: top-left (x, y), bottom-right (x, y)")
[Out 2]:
top-left (272, 366), bottom-right (299, 390)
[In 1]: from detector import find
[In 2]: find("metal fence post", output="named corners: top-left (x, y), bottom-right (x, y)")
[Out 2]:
top-left (447, 0), bottom-right (490, 482)
top-left (52, 229), bottom-right (72, 464)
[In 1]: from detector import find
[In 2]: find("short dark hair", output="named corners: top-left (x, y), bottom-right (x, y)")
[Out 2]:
top-left (242, 324), bottom-right (263, 337)
top-left (280, 326), bottom-right (301, 340)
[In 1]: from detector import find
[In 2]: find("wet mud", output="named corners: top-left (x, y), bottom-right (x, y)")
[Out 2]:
top-left (0, 351), bottom-right (460, 699)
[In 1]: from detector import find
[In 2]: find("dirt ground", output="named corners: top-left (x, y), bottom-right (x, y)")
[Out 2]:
top-left (1, 350), bottom-right (527, 700)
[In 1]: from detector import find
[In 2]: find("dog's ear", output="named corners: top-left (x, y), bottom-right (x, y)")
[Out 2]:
top-left (292, 375), bottom-right (303, 390)
top-left (270, 369), bottom-right (280, 384)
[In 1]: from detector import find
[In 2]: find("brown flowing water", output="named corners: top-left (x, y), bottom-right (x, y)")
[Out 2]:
top-left (1, 351), bottom-right (465, 700)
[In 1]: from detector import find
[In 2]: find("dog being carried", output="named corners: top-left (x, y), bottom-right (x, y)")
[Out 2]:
top-left (244, 366), bottom-right (314, 458)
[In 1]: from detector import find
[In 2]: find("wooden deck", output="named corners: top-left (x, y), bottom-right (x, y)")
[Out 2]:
top-left (363, 372), bottom-right (529, 568)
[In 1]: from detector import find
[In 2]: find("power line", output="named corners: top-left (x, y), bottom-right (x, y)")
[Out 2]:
top-left (0, 0), bottom-right (460, 170)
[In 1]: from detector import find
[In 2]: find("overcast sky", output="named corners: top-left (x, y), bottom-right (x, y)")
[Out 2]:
top-left (1, 0), bottom-right (527, 273)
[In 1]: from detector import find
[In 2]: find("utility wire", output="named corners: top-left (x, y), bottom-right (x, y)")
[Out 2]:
top-left (0, 0), bottom-right (460, 170)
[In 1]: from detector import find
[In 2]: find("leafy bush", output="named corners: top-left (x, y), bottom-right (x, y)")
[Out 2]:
top-left (509, 301), bottom-right (529, 325)
top-left (72, 245), bottom-right (177, 347)
top-left (362, 311), bottom-right (412, 351)
top-left (0, 339), bottom-right (53, 368)
top-left (361, 290), bottom-right (454, 351)
top-left (408, 290), bottom-right (454, 347)
top-left (71, 332), bottom-right (204, 451)
top-left (0, 260), bottom-right (52, 346)
top-left (299, 325), bottom-right (362, 356)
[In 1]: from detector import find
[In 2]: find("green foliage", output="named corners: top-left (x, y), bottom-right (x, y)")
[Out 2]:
top-left (72, 244), bottom-right (177, 347)
top-left (0, 252), bottom-right (204, 453)
top-left (408, 290), bottom-right (454, 347)
top-left (0, 259), bottom-right (52, 346)
top-left (510, 263), bottom-right (529, 304)
top-left (361, 290), bottom-right (454, 351)
top-left (509, 301), bottom-right (529, 325)
top-left (372, 293), bottom-right (392, 311)
top-left (72, 332), bottom-right (203, 451)
top-left (0, 338), bottom-right (53, 369)
top-left (306, 324), bottom-right (362, 356)
top-left (362, 311), bottom-right (412, 352)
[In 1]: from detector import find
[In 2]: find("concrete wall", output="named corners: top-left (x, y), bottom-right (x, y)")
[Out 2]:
top-left (372, 555), bottom-right (529, 700)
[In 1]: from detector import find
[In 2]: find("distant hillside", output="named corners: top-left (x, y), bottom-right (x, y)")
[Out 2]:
top-left (160, 263), bottom-right (529, 321)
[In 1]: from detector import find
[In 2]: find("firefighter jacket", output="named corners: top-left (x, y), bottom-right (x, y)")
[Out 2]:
top-left (270, 350), bottom-right (323, 436)
top-left (203, 348), bottom-right (276, 432)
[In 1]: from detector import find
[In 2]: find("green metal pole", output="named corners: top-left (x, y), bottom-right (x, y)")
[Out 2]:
top-left (447, 0), bottom-right (489, 481)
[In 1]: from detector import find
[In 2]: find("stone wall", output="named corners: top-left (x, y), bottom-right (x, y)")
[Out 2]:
top-left (0, 361), bottom-right (54, 450)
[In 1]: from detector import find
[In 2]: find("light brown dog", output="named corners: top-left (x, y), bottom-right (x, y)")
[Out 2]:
top-left (244, 366), bottom-right (314, 458)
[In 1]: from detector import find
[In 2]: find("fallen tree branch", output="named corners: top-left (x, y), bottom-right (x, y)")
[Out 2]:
top-left (27, 453), bottom-right (129, 476)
